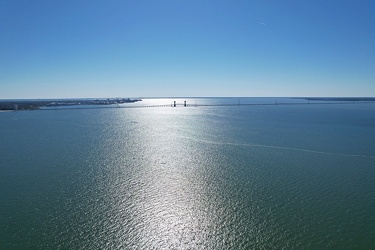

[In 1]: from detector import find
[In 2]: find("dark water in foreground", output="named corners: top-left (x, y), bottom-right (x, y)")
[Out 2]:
top-left (1, 98), bottom-right (375, 249)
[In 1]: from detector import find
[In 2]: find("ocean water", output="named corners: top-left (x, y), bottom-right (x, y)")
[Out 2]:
top-left (1, 98), bottom-right (375, 249)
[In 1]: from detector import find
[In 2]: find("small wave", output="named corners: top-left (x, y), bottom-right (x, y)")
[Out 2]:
top-left (184, 136), bottom-right (375, 159)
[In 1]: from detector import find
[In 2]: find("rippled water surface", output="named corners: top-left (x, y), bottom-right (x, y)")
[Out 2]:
top-left (1, 98), bottom-right (375, 249)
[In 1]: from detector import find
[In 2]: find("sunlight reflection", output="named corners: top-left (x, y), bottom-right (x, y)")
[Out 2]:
top-left (93, 106), bottom-right (222, 248)
top-left (129, 107), bottom-right (214, 248)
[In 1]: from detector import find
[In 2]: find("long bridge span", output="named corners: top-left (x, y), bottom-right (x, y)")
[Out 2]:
top-left (44, 100), bottom-right (375, 111)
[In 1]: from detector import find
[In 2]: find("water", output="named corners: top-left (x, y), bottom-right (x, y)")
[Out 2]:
top-left (1, 98), bottom-right (375, 249)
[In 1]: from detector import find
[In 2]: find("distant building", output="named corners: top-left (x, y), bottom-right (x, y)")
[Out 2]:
top-left (13, 104), bottom-right (18, 110)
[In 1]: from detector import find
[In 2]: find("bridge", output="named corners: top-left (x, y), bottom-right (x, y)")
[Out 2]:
top-left (42, 99), bottom-right (375, 111)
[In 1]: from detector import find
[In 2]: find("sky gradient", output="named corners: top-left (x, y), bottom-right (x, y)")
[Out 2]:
top-left (1, 0), bottom-right (374, 98)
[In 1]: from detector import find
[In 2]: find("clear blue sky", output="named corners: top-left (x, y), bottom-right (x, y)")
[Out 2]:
top-left (1, 0), bottom-right (374, 98)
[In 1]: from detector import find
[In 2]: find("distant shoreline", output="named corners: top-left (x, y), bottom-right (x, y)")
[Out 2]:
top-left (2, 97), bottom-right (375, 111)
top-left (0, 98), bottom-right (142, 111)
top-left (297, 97), bottom-right (375, 102)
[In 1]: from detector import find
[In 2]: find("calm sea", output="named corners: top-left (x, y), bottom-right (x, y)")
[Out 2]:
top-left (1, 98), bottom-right (375, 249)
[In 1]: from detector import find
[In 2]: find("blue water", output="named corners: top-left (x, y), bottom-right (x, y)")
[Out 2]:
top-left (1, 98), bottom-right (375, 249)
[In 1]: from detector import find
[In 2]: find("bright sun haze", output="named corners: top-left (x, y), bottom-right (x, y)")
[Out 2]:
top-left (0, 0), bottom-right (374, 98)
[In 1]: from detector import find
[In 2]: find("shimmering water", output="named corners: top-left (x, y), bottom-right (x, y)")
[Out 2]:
top-left (1, 98), bottom-right (375, 249)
